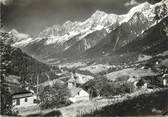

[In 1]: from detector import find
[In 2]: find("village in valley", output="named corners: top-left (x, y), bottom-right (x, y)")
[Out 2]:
top-left (10, 56), bottom-right (168, 116)
top-left (1, 0), bottom-right (168, 116)
top-left (1, 15), bottom-right (168, 116)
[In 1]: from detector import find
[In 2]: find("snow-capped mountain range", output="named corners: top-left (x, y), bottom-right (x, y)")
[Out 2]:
top-left (11, 1), bottom-right (168, 63)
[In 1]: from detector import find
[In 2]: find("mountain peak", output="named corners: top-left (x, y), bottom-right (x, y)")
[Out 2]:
top-left (8, 29), bottom-right (29, 43)
top-left (38, 1), bottom-right (165, 38)
top-left (91, 10), bottom-right (107, 18)
top-left (9, 29), bottom-right (19, 34)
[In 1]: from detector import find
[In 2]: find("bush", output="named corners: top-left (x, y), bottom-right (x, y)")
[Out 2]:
top-left (39, 83), bottom-right (70, 109)
top-left (82, 76), bottom-right (133, 98)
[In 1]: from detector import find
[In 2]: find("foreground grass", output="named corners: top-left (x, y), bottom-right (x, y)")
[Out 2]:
top-left (82, 88), bottom-right (168, 116)
top-left (58, 88), bottom-right (168, 117)
top-left (21, 88), bottom-right (168, 117)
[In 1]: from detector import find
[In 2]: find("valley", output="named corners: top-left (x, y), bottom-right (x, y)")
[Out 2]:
top-left (1, 0), bottom-right (168, 116)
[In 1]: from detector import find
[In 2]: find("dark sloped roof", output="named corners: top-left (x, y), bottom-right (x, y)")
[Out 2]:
top-left (70, 87), bottom-right (82, 97)
top-left (68, 77), bottom-right (76, 82)
top-left (12, 91), bottom-right (33, 99)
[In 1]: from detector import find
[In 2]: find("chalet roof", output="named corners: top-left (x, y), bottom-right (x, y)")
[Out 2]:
top-left (68, 77), bottom-right (76, 82)
top-left (163, 74), bottom-right (168, 78)
top-left (12, 91), bottom-right (33, 99)
top-left (70, 87), bottom-right (83, 97)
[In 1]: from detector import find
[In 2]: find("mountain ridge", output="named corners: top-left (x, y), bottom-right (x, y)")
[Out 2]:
top-left (11, 0), bottom-right (168, 63)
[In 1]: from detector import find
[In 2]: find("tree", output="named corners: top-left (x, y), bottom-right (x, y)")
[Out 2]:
top-left (82, 75), bottom-right (133, 98)
top-left (0, 76), bottom-right (12, 115)
top-left (39, 83), bottom-right (70, 109)
top-left (0, 33), bottom-right (13, 115)
top-left (154, 3), bottom-right (167, 23)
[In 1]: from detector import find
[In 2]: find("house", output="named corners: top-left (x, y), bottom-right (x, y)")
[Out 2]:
top-left (67, 71), bottom-right (90, 103)
top-left (68, 77), bottom-right (77, 89)
top-left (69, 87), bottom-right (90, 103)
top-left (12, 91), bottom-right (37, 109)
top-left (67, 72), bottom-right (82, 89)
top-left (162, 74), bottom-right (168, 87)
top-left (67, 75), bottom-right (85, 89)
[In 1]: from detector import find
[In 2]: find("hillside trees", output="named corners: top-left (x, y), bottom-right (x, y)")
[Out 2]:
top-left (0, 33), bottom-right (13, 115)
top-left (0, 31), bottom-right (53, 115)
top-left (82, 75), bottom-right (132, 98)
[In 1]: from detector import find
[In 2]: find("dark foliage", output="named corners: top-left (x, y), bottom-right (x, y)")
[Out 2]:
top-left (82, 76), bottom-right (132, 98)
top-left (39, 83), bottom-right (70, 109)
top-left (147, 0), bottom-right (162, 4)
top-left (82, 89), bottom-right (168, 116)
top-left (44, 110), bottom-right (62, 117)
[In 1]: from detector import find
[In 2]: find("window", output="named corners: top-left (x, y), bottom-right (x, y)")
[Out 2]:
top-left (33, 99), bottom-right (36, 103)
top-left (25, 98), bottom-right (28, 102)
top-left (16, 99), bottom-right (20, 105)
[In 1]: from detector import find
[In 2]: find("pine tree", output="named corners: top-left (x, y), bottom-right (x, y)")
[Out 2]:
top-left (0, 32), bottom-right (12, 115)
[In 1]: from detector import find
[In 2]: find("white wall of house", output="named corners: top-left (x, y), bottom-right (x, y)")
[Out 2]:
top-left (68, 82), bottom-right (74, 89)
top-left (163, 79), bottom-right (167, 86)
top-left (69, 90), bottom-right (89, 103)
top-left (13, 96), bottom-right (37, 108)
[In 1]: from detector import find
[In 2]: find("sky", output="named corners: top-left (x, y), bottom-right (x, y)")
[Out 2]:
top-left (1, 0), bottom-right (160, 36)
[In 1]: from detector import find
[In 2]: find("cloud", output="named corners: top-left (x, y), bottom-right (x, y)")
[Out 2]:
top-left (124, 0), bottom-right (140, 6)
top-left (0, 0), bottom-right (13, 5)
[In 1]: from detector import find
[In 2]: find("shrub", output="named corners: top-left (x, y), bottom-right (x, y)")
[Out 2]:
top-left (39, 83), bottom-right (70, 109)
top-left (82, 76), bottom-right (133, 98)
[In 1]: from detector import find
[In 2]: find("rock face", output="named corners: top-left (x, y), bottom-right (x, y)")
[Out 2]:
top-left (12, 1), bottom-right (168, 63)
top-left (116, 16), bottom-right (168, 55)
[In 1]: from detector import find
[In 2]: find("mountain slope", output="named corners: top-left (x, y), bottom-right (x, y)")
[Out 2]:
top-left (0, 32), bottom-right (60, 89)
top-left (116, 16), bottom-right (168, 55)
top-left (0, 32), bottom-right (64, 115)
top-left (85, 15), bottom-right (168, 57)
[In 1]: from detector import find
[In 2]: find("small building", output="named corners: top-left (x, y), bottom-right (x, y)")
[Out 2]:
top-left (12, 91), bottom-right (37, 109)
top-left (162, 74), bottom-right (168, 87)
top-left (67, 72), bottom-right (81, 89)
top-left (69, 87), bottom-right (90, 103)
top-left (68, 77), bottom-right (77, 89)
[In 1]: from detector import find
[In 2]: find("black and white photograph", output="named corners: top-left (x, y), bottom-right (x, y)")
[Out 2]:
top-left (0, 0), bottom-right (168, 116)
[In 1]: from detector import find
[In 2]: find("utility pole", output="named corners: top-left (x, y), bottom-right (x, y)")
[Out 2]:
top-left (36, 74), bottom-right (39, 97)
top-left (45, 72), bottom-right (52, 87)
